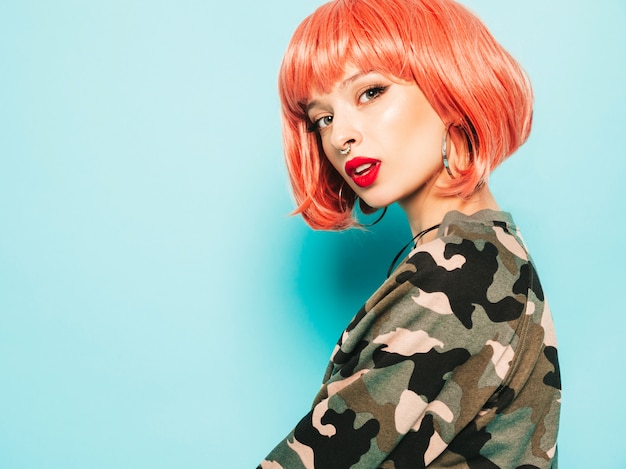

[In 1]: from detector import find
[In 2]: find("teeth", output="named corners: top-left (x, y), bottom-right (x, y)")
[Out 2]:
top-left (355, 163), bottom-right (372, 175)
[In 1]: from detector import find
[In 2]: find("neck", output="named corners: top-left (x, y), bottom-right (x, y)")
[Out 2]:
top-left (398, 173), bottom-right (500, 240)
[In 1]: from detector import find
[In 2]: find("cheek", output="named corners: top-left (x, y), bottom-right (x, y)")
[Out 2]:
top-left (382, 105), bottom-right (442, 145)
top-left (378, 88), bottom-right (444, 147)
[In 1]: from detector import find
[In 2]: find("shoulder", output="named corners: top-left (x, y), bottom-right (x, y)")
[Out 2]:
top-left (394, 211), bottom-right (542, 329)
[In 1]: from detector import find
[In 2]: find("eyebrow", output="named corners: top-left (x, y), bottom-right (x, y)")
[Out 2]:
top-left (305, 70), bottom-right (373, 113)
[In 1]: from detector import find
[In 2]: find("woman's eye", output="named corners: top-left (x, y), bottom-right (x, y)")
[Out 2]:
top-left (308, 115), bottom-right (333, 132)
top-left (358, 85), bottom-right (387, 104)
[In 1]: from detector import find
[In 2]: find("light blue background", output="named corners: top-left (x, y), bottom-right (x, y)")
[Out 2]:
top-left (1, 1), bottom-right (624, 467)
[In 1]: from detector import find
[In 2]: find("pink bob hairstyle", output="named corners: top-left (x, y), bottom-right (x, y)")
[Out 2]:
top-left (278, 0), bottom-right (533, 230)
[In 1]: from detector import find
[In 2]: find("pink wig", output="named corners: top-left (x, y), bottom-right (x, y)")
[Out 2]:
top-left (278, 0), bottom-right (533, 230)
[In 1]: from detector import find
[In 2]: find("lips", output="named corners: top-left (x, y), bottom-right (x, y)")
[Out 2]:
top-left (345, 157), bottom-right (381, 188)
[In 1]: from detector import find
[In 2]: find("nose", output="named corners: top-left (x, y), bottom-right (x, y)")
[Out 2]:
top-left (329, 111), bottom-right (362, 155)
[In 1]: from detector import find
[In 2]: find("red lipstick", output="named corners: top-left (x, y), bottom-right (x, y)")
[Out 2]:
top-left (345, 157), bottom-right (381, 188)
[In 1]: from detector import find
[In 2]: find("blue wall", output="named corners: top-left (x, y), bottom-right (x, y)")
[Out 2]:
top-left (1, 1), bottom-right (624, 467)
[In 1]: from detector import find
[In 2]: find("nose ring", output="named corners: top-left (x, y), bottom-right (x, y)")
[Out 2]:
top-left (340, 143), bottom-right (351, 155)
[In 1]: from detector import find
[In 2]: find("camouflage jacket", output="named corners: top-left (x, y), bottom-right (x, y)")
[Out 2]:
top-left (260, 210), bottom-right (561, 469)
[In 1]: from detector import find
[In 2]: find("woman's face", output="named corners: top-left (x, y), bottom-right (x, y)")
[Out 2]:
top-left (306, 67), bottom-right (446, 209)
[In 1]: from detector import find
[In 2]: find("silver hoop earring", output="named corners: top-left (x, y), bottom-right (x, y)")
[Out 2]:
top-left (337, 183), bottom-right (348, 212)
top-left (441, 124), bottom-right (454, 177)
top-left (338, 183), bottom-right (386, 226)
top-left (340, 143), bottom-right (351, 155)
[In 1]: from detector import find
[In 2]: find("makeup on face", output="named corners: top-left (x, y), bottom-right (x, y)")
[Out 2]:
top-left (344, 157), bottom-right (381, 188)
top-left (306, 67), bottom-right (445, 210)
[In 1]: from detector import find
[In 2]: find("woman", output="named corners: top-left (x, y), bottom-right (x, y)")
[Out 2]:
top-left (260, 0), bottom-right (561, 467)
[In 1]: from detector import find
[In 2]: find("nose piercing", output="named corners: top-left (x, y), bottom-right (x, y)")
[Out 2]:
top-left (340, 143), bottom-right (351, 155)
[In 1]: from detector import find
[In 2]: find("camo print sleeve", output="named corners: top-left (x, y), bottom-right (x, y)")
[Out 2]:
top-left (259, 210), bottom-right (561, 469)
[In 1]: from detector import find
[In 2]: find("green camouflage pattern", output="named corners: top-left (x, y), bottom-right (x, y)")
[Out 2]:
top-left (260, 210), bottom-right (561, 468)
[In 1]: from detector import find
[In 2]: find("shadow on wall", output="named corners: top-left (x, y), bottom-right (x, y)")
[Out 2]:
top-left (293, 205), bottom-right (411, 339)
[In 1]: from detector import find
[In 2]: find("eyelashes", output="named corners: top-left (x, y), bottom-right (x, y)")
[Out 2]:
top-left (358, 84), bottom-right (388, 103)
top-left (307, 115), bottom-right (333, 133)
top-left (306, 117), bottom-right (324, 133)
top-left (305, 83), bottom-right (389, 133)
